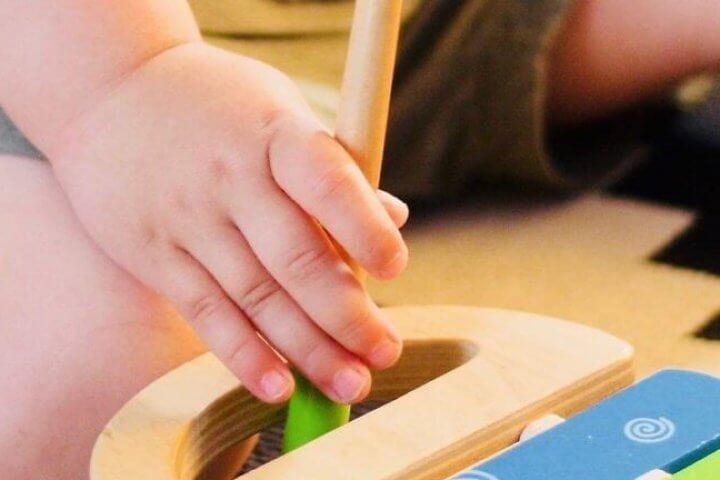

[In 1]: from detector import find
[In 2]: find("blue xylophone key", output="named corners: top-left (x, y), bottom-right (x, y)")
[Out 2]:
top-left (451, 370), bottom-right (720, 480)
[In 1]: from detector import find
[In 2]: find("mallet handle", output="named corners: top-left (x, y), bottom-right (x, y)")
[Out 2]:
top-left (336, 0), bottom-right (403, 190)
top-left (336, 0), bottom-right (404, 281)
top-left (282, 0), bottom-right (404, 453)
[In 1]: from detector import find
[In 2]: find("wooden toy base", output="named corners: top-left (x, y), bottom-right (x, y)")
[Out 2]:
top-left (91, 306), bottom-right (634, 480)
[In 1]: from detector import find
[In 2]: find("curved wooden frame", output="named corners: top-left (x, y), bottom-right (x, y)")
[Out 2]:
top-left (91, 306), bottom-right (634, 480)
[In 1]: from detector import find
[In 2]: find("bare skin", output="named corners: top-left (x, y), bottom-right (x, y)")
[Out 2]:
top-left (1, 0), bottom-right (720, 478)
top-left (0, 156), bottom-right (206, 478)
top-left (549, 0), bottom-right (720, 124)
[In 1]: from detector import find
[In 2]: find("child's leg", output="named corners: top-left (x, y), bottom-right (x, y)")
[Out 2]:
top-left (0, 155), bottom-right (206, 479)
top-left (549, 0), bottom-right (720, 124)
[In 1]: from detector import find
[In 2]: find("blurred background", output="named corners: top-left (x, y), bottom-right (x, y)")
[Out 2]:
top-left (190, 0), bottom-right (720, 377)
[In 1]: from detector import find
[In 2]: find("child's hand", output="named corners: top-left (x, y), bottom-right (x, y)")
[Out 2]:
top-left (46, 42), bottom-right (408, 404)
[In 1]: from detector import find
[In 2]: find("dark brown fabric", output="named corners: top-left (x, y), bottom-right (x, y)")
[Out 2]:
top-left (384, 0), bottom-right (576, 199)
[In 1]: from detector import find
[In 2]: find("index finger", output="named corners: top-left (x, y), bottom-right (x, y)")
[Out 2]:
top-left (268, 117), bottom-right (408, 280)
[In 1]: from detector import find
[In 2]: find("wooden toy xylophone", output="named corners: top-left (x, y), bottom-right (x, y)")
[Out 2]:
top-left (90, 306), bottom-right (720, 479)
top-left (91, 305), bottom-right (635, 479)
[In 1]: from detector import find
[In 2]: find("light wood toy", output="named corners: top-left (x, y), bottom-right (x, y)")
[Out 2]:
top-left (90, 1), bottom-right (720, 479)
top-left (91, 304), bottom-right (720, 479)
top-left (91, 305), bottom-right (635, 479)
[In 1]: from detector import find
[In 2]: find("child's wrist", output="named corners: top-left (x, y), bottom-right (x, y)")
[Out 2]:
top-left (41, 39), bottom-right (204, 162)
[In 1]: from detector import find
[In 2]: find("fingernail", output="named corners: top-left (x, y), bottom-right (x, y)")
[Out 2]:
top-left (333, 368), bottom-right (368, 403)
top-left (261, 369), bottom-right (292, 401)
top-left (378, 190), bottom-right (410, 227)
top-left (370, 339), bottom-right (402, 368)
top-left (382, 247), bottom-right (408, 278)
top-left (385, 320), bottom-right (402, 344)
top-left (379, 190), bottom-right (408, 212)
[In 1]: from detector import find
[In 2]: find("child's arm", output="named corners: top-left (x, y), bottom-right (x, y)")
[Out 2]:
top-left (549, 0), bottom-right (720, 124)
top-left (0, 1), bottom-right (407, 404)
top-left (0, 1), bottom-right (201, 146)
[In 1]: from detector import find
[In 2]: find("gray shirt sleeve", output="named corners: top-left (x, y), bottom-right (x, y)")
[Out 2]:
top-left (0, 107), bottom-right (44, 159)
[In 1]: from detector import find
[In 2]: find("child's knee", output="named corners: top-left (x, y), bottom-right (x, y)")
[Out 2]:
top-left (0, 158), bottom-right (205, 478)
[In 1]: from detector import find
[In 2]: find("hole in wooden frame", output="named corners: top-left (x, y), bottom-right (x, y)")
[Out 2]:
top-left (174, 339), bottom-right (479, 480)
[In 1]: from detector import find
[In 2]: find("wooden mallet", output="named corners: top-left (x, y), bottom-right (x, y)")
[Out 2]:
top-left (282, 0), bottom-right (405, 452)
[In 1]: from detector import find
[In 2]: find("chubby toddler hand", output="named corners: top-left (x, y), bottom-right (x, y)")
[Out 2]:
top-left (47, 42), bottom-right (408, 404)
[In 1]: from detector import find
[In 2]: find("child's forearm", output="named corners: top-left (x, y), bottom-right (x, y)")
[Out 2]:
top-left (0, 0), bottom-right (200, 150)
top-left (549, 0), bottom-right (720, 124)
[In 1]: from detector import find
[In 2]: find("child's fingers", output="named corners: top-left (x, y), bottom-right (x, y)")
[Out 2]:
top-left (141, 245), bottom-right (295, 403)
top-left (377, 190), bottom-right (409, 228)
top-left (181, 222), bottom-right (372, 403)
top-left (226, 178), bottom-right (403, 371)
top-left (268, 119), bottom-right (408, 280)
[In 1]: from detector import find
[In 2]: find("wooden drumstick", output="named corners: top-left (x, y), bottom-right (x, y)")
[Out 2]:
top-left (282, 0), bottom-right (404, 452)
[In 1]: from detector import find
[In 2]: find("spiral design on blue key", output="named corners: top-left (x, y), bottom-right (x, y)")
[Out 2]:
top-left (623, 417), bottom-right (676, 443)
